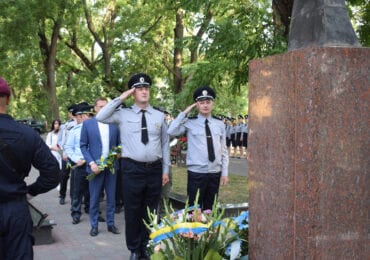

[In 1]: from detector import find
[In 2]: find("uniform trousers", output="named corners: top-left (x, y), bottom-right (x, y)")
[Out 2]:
top-left (0, 197), bottom-right (33, 260)
top-left (230, 133), bottom-right (236, 147)
top-left (226, 137), bottom-right (231, 147)
top-left (89, 169), bottom-right (116, 228)
top-left (236, 132), bottom-right (242, 146)
top-left (115, 167), bottom-right (124, 210)
top-left (70, 166), bottom-right (88, 219)
top-left (242, 133), bottom-right (248, 148)
top-left (59, 159), bottom-right (71, 199)
top-left (120, 158), bottom-right (162, 253)
top-left (187, 170), bottom-right (221, 210)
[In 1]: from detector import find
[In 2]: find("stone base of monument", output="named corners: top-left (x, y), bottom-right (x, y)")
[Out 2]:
top-left (29, 202), bottom-right (56, 245)
top-left (169, 192), bottom-right (248, 216)
top-left (33, 219), bottom-right (57, 245)
top-left (248, 47), bottom-right (369, 259)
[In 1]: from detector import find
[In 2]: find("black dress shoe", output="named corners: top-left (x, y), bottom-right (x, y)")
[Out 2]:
top-left (72, 217), bottom-right (80, 224)
top-left (98, 216), bottom-right (106, 222)
top-left (90, 227), bottom-right (98, 236)
top-left (107, 225), bottom-right (120, 234)
top-left (59, 198), bottom-right (65, 205)
top-left (129, 252), bottom-right (140, 260)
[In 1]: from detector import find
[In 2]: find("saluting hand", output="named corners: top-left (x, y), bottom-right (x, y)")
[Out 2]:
top-left (119, 88), bottom-right (135, 101)
top-left (184, 103), bottom-right (197, 115)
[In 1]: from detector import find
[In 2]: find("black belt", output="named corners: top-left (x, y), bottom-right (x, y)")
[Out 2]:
top-left (121, 157), bottom-right (161, 167)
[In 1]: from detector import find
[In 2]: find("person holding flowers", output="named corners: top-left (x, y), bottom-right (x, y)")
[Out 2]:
top-left (167, 86), bottom-right (229, 210)
top-left (80, 97), bottom-right (121, 237)
top-left (96, 73), bottom-right (170, 260)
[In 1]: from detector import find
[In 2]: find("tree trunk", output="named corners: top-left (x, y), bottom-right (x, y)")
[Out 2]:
top-left (39, 19), bottom-right (61, 121)
top-left (173, 8), bottom-right (184, 94)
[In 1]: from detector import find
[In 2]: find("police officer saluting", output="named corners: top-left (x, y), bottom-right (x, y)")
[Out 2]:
top-left (96, 73), bottom-right (170, 260)
top-left (167, 86), bottom-right (229, 210)
top-left (0, 77), bottom-right (60, 259)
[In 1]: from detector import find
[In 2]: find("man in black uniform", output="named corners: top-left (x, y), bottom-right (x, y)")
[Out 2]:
top-left (0, 77), bottom-right (61, 259)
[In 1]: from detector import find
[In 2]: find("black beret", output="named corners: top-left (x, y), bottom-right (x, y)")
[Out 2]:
top-left (0, 77), bottom-right (11, 96)
top-left (193, 86), bottom-right (216, 101)
top-left (128, 73), bottom-right (152, 89)
top-left (244, 114), bottom-right (249, 119)
top-left (238, 115), bottom-right (243, 119)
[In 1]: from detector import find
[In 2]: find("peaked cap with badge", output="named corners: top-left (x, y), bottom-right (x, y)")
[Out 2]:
top-left (193, 86), bottom-right (216, 101)
top-left (67, 104), bottom-right (77, 113)
top-left (128, 73), bottom-right (152, 89)
top-left (72, 102), bottom-right (94, 116)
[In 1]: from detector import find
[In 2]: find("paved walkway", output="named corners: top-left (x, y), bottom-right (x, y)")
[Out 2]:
top-left (28, 158), bottom-right (248, 259)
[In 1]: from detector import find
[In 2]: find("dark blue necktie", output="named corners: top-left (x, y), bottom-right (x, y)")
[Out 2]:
top-left (205, 119), bottom-right (215, 162)
top-left (141, 110), bottom-right (148, 144)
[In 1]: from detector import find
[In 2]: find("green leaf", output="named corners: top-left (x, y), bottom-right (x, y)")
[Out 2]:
top-left (204, 248), bottom-right (222, 260)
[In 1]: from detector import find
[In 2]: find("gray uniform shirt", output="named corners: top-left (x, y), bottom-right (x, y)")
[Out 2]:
top-left (96, 97), bottom-right (170, 174)
top-left (58, 119), bottom-right (77, 157)
top-left (167, 112), bottom-right (229, 176)
top-left (226, 124), bottom-right (232, 138)
top-left (235, 123), bottom-right (243, 134)
top-left (241, 123), bottom-right (248, 134)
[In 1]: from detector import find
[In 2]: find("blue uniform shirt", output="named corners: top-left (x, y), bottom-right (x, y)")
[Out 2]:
top-left (58, 119), bottom-right (76, 157)
top-left (96, 97), bottom-right (170, 174)
top-left (64, 123), bottom-right (84, 164)
top-left (167, 112), bottom-right (229, 176)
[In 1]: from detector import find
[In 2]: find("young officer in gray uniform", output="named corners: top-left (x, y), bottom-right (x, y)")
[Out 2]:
top-left (96, 73), bottom-right (170, 260)
top-left (57, 104), bottom-right (77, 205)
top-left (167, 86), bottom-right (229, 210)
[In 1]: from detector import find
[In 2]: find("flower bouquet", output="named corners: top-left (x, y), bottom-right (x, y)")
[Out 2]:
top-left (86, 145), bottom-right (121, 181)
top-left (145, 193), bottom-right (249, 260)
top-left (178, 136), bottom-right (187, 151)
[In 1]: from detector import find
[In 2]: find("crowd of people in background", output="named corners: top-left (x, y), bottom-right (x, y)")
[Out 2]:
top-left (225, 114), bottom-right (249, 160)
top-left (1, 73), bottom-right (247, 260)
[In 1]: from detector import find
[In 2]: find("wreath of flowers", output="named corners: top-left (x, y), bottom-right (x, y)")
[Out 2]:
top-left (145, 193), bottom-right (249, 260)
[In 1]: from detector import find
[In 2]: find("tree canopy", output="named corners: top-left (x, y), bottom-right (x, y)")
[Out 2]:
top-left (0, 0), bottom-right (367, 124)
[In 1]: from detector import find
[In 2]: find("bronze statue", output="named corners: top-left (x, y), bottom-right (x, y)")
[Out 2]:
top-left (288, 0), bottom-right (360, 50)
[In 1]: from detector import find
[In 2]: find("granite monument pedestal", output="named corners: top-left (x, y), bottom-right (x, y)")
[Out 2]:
top-left (248, 47), bottom-right (369, 259)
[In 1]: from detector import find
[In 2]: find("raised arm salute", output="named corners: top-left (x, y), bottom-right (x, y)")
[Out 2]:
top-left (167, 86), bottom-right (229, 211)
top-left (96, 73), bottom-right (170, 260)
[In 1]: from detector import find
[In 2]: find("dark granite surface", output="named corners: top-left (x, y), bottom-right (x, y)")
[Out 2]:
top-left (248, 47), bottom-right (369, 259)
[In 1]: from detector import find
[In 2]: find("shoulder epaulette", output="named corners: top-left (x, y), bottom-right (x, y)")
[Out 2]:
top-left (212, 115), bottom-right (222, 121)
top-left (153, 106), bottom-right (164, 113)
top-left (187, 116), bottom-right (197, 120)
top-left (114, 103), bottom-right (127, 111)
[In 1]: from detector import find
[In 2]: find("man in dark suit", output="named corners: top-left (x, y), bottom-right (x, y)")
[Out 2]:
top-left (80, 97), bottom-right (121, 236)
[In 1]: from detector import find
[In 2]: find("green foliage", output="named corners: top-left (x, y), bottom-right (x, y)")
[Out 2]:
top-left (347, 0), bottom-right (370, 46)
top-left (1, 0), bottom-right (367, 120)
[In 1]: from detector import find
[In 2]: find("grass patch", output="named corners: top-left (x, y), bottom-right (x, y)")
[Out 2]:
top-left (171, 166), bottom-right (249, 204)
